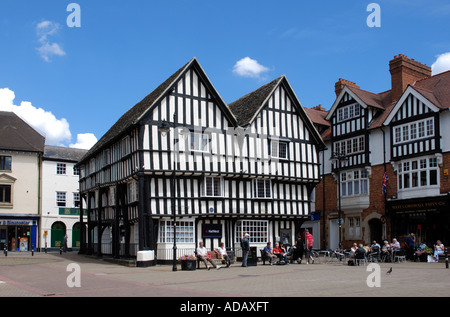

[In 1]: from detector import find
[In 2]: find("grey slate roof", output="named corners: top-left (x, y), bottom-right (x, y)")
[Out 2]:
top-left (0, 111), bottom-right (45, 153)
top-left (228, 76), bottom-right (283, 127)
top-left (79, 58), bottom-right (325, 164)
top-left (44, 145), bottom-right (87, 162)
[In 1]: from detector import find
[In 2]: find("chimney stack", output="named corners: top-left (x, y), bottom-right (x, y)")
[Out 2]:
top-left (335, 78), bottom-right (359, 97)
top-left (389, 54), bottom-right (431, 103)
top-left (312, 104), bottom-right (326, 112)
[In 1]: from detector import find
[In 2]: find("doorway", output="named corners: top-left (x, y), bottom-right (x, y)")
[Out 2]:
top-left (51, 222), bottom-right (66, 248)
top-left (369, 218), bottom-right (382, 245)
top-left (329, 219), bottom-right (339, 250)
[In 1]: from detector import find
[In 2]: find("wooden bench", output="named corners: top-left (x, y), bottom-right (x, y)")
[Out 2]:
top-left (196, 251), bottom-right (226, 269)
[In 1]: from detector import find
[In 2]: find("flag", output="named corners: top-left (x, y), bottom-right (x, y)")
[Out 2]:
top-left (382, 171), bottom-right (388, 195)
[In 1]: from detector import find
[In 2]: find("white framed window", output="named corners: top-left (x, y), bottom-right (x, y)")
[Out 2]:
top-left (0, 156), bottom-right (12, 171)
top-left (334, 136), bottom-right (365, 156)
top-left (398, 157), bottom-right (439, 190)
top-left (341, 169), bottom-right (369, 197)
top-left (235, 220), bottom-right (268, 244)
top-left (56, 163), bottom-right (66, 175)
top-left (393, 117), bottom-right (435, 145)
top-left (337, 103), bottom-right (361, 122)
top-left (189, 132), bottom-right (210, 152)
top-left (347, 216), bottom-right (361, 238)
top-left (73, 166), bottom-right (80, 176)
top-left (56, 191), bottom-right (66, 207)
top-left (253, 179), bottom-right (272, 199)
top-left (73, 192), bottom-right (80, 208)
top-left (159, 220), bottom-right (195, 243)
top-left (204, 177), bottom-right (223, 197)
top-left (271, 140), bottom-right (288, 159)
top-left (0, 185), bottom-right (11, 204)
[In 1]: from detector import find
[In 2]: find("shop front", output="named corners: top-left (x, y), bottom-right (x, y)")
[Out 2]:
top-left (387, 194), bottom-right (450, 247)
top-left (0, 218), bottom-right (38, 251)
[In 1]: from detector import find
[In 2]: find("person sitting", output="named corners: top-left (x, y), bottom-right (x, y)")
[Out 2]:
top-left (381, 240), bottom-right (391, 262)
top-left (273, 243), bottom-right (289, 265)
top-left (350, 243), bottom-right (358, 258)
top-left (433, 240), bottom-right (445, 261)
top-left (391, 238), bottom-right (401, 250)
top-left (263, 242), bottom-right (276, 265)
top-left (355, 244), bottom-right (367, 265)
top-left (215, 242), bottom-right (231, 268)
top-left (196, 242), bottom-right (221, 270)
top-left (369, 241), bottom-right (381, 261)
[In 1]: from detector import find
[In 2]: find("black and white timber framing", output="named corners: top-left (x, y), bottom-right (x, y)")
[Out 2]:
top-left (385, 86), bottom-right (441, 161)
top-left (326, 87), bottom-right (378, 171)
top-left (76, 58), bottom-right (325, 263)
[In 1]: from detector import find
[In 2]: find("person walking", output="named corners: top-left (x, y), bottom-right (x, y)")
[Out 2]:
top-left (241, 233), bottom-right (250, 267)
top-left (305, 229), bottom-right (314, 264)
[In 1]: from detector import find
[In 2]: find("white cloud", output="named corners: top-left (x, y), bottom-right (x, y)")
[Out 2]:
top-left (70, 133), bottom-right (98, 150)
top-left (36, 20), bottom-right (66, 62)
top-left (431, 52), bottom-right (450, 75)
top-left (232, 57), bottom-right (270, 79)
top-left (0, 87), bottom-right (96, 148)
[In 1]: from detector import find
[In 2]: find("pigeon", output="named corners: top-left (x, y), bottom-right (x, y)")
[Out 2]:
top-left (386, 267), bottom-right (392, 274)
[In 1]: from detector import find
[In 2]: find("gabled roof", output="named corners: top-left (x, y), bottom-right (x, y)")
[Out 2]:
top-left (413, 70), bottom-right (450, 109)
top-left (326, 85), bottom-right (389, 121)
top-left (383, 70), bottom-right (450, 125)
top-left (228, 76), bottom-right (283, 127)
top-left (0, 111), bottom-right (45, 153)
top-left (228, 75), bottom-right (325, 149)
top-left (79, 58), bottom-right (236, 163)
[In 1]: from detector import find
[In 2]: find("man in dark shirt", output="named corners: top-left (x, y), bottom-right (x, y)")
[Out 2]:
top-left (241, 233), bottom-right (250, 267)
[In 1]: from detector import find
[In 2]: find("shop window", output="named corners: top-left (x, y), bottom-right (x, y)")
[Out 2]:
top-left (159, 220), bottom-right (194, 243)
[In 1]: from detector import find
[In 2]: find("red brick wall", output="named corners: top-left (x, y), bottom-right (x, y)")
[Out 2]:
top-left (315, 164), bottom-right (398, 249)
top-left (441, 152), bottom-right (450, 194)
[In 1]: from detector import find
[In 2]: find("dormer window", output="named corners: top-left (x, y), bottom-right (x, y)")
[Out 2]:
top-left (337, 103), bottom-right (360, 122)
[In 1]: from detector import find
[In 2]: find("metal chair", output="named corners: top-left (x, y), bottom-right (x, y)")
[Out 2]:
top-left (394, 249), bottom-right (406, 263)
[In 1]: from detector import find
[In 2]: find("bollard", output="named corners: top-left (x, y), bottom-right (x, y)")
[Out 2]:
top-left (60, 247), bottom-right (62, 255)
top-left (4, 248), bottom-right (7, 257)
top-left (445, 248), bottom-right (448, 269)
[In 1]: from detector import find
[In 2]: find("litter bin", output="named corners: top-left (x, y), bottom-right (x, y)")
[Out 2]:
top-left (247, 246), bottom-right (257, 266)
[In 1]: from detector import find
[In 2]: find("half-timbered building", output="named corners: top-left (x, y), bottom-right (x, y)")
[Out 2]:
top-left (315, 54), bottom-right (450, 250)
top-left (76, 58), bottom-right (325, 265)
top-left (384, 66), bottom-right (450, 246)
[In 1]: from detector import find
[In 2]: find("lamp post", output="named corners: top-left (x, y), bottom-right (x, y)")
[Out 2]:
top-left (158, 113), bottom-right (189, 272)
top-left (330, 151), bottom-right (348, 250)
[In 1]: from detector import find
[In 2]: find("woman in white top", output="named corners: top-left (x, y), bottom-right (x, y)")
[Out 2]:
top-left (215, 242), bottom-right (231, 267)
top-left (433, 240), bottom-right (445, 261)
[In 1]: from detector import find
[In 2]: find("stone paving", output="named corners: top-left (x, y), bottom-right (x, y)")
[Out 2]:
top-left (0, 251), bottom-right (449, 299)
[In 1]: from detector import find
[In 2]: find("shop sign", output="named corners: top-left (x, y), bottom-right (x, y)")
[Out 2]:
top-left (0, 219), bottom-right (35, 226)
top-left (202, 224), bottom-right (222, 238)
top-left (388, 196), bottom-right (448, 214)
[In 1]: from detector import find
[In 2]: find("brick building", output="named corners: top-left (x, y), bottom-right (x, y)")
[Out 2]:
top-left (314, 54), bottom-right (450, 250)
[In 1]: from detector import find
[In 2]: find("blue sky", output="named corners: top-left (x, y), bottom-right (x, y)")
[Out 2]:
top-left (1, 0), bottom-right (450, 149)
